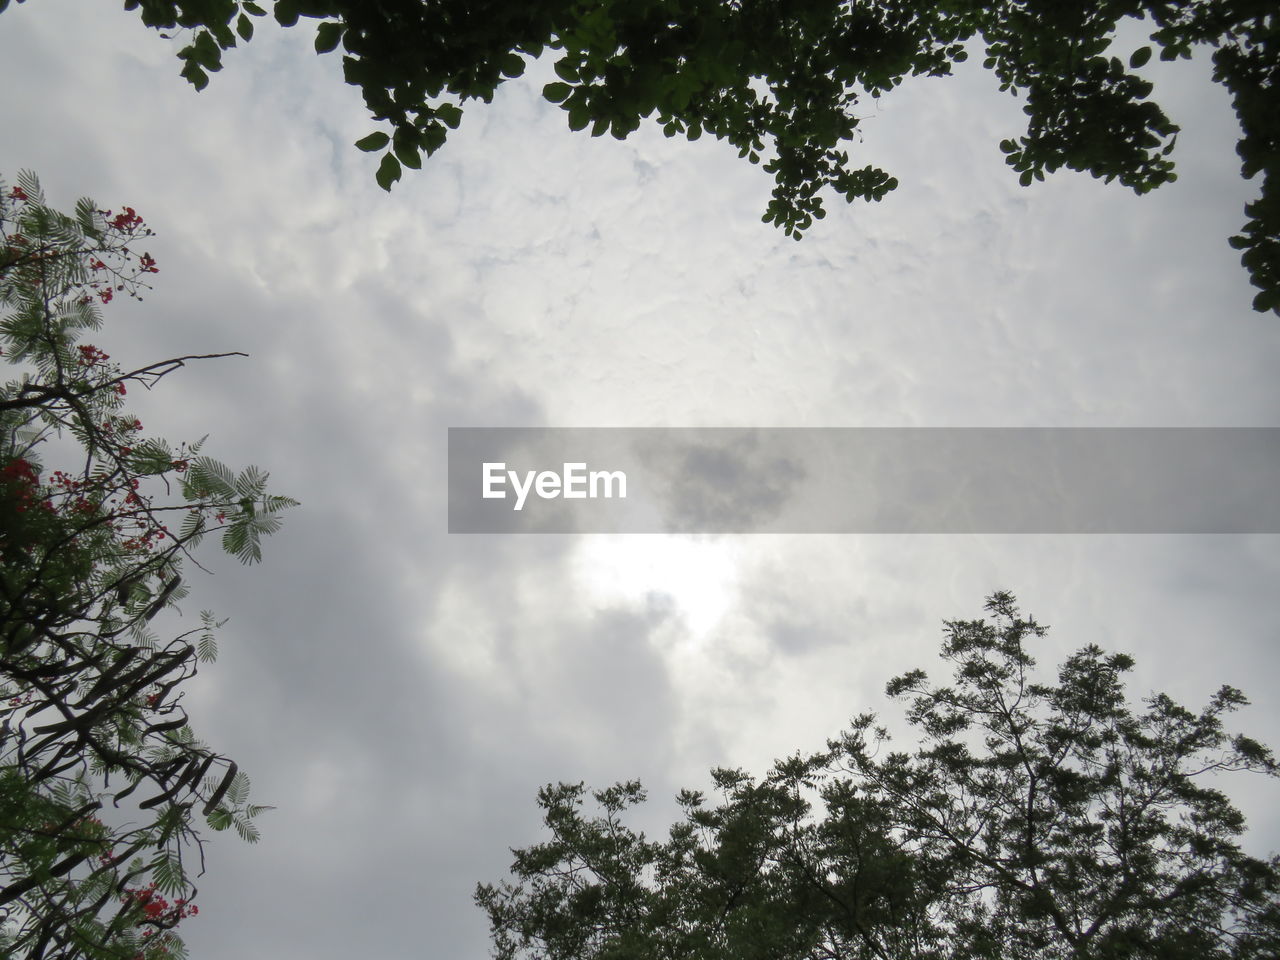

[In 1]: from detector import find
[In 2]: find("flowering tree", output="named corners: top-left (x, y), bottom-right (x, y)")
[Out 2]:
top-left (0, 171), bottom-right (295, 960)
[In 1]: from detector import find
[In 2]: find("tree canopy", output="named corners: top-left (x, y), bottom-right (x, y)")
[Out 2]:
top-left (11, 0), bottom-right (1271, 313)
top-left (477, 592), bottom-right (1280, 960)
top-left (0, 172), bottom-right (294, 960)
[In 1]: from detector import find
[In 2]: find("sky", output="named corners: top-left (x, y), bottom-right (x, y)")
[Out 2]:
top-left (2, 3), bottom-right (1279, 958)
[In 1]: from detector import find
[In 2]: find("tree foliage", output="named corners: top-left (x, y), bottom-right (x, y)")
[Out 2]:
top-left (7, 0), bottom-right (1271, 312)
top-left (477, 592), bottom-right (1280, 959)
top-left (0, 172), bottom-right (295, 960)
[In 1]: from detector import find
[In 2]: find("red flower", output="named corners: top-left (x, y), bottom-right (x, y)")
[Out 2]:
top-left (1, 458), bottom-right (38, 485)
top-left (110, 206), bottom-right (144, 231)
top-left (9, 186), bottom-right (27, 200)
top-left (77, 344), bottom-right (110, 366)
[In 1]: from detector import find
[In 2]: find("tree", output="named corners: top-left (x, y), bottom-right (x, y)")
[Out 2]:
top-left (0, 171), bottom-right (296, 960)
top-left (476, 592), bottom-right (1280, 959)
top-left (4, 0), bottom-right (1270, 313)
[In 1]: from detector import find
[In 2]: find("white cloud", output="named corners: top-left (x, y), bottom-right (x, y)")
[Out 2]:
top-left (2, 3), bottom-right (1277, 958)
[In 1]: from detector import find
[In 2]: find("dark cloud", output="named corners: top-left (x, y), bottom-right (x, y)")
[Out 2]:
top-left (2, 5), bottom-right (1278, 960)
top-left (649, 431), bottom-right (806, 532)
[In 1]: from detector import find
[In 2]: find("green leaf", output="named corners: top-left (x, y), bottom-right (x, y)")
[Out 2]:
top-left (543, 82), bottom-right (572, 104)
top-left (188, 457), bottom-right (236, 499)
top-left (262, 494), bottom-right (301, 513)
top-left (435, 103), bottom-right (463, 129)
top-left (236, 13), bottom-right (253, 42)
top-left (227, 771), bottom-right (250, 805)
top-left (375, 153), bottom-right (402, 191)
top-left (151, 854), bottom-right (186, 896)
top-left (394, 141), bottom-right (422, 170)
top-left (423, 123), bottom-right (447, 155)
top-left (500, 53), bottom-right (525, 78)
top-left (554, 59), bottom-right (579, 83)
top-left (222, 519), bottom-right (262, 563)
top-left (197, 632), bottom-right (218, 663)
top-left (191, 32), bottom-right (222, 70)
top-left (180, 60), bottom-right (209, 91)
top-left (355, 131), bottom-right (390, 152)
top-left (314, 21), bottom-right (342, 54)
top-left (235, 465), bottom-right (267, 499)
top-left (1129, 46), bottom-right (1152, 69)
top-left (274, 0), bottom-right (300, 27)
top-left (1253, 289), bottom-right (1279, 313)
top-left (211, 19), bottom-right (235, 47)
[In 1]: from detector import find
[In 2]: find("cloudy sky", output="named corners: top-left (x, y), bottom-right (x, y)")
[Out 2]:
top-left (2, 3), bottom-right (1278, 958)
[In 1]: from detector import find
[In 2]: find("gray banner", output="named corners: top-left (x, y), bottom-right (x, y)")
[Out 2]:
top-left (447, 428), bottom-right (1280, 533)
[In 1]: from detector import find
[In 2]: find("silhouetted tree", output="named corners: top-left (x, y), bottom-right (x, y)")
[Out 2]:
top-left (478, 592), bottom-right (1280, 959)
top-left (20, 0), bottom-right (1273, 312)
